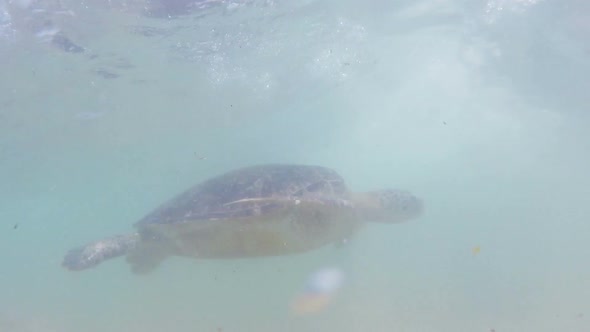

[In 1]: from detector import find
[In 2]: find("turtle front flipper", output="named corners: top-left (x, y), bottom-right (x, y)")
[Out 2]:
top-left (125, 241), bottom-right (171, 275)
top-left (62, 233), bottom-right (140, 271)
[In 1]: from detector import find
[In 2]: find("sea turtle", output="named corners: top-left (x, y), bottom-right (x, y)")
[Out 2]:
top-left (62, 164), bottom-right (422, 274)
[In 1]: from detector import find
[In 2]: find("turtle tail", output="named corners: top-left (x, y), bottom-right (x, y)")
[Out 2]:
top-left (62, 233), bottom-right (140, 271)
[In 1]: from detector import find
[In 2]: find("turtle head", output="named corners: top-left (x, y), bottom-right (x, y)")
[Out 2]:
top-left (353, 189), bottom-right (423, 223)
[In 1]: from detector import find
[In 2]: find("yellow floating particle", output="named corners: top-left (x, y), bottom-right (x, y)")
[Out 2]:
top-left (472, 245), bottom-right (481, 256)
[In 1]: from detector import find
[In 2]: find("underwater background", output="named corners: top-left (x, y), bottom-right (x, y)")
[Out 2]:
top-left (0, 0), bottom-right (589, 331)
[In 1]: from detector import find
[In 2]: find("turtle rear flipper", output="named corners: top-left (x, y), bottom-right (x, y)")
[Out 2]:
top-left (126, 241), bottom-right (170, 274)
top-left (62, 233), bottom-right (139, 271)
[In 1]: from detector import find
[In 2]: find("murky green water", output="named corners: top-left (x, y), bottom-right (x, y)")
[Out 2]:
top-left (1, 0), bottom-right (589, 331)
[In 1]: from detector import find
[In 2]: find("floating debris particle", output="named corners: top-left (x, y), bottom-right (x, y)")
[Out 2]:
top-left (194, 153), bottom-right (207, 160)
top-left (95, 69), bottom-right (119, 79)
top-left (472, 245), bottom-right (481, 256)
top-left (76, 110), bottom-right (106, 121)
top-left (51, 34), bottom-right (85, 53)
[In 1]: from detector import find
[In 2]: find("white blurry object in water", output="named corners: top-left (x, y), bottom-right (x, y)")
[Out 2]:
top-left (304, 267), bottom-right (344, 293)
top-left (75, 110), bottom-right (107, 121)
top-left (0, 2), bottom-right (13, 40)
top-left (484, 0), bottom-right (542, 23)
top-left (171, 8), bottom-right (369, 100)
top-left (290, 267), bottom-right (345, 315)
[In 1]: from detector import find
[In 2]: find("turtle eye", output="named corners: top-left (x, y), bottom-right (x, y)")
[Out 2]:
top-left (379, 190), bottom-right (397, 209)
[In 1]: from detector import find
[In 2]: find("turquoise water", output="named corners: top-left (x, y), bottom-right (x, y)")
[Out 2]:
top-left (1, 0), bottom-right (589, 331)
